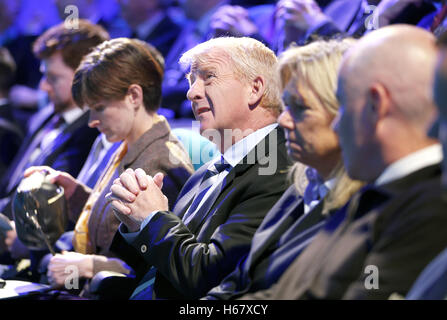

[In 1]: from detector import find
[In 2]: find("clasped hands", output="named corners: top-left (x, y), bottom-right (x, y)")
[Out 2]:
top-left (106, 168), bottom-right (168, 232)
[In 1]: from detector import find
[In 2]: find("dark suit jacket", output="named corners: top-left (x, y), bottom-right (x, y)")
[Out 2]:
top-left (240, 163), bottom-right (447, 300)
top-left (205, 185), bottom-right (328, 299)
top-left (0, 107), bottom-right (98, 217)
top-left (406, 245), bottom-right (447, 300)
top-left (140, 14), bottom-right (181, 58)
top-left (112, 127), bottom-right (292, 299)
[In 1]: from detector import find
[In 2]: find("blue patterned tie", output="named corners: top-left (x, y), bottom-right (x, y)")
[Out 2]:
top-left (129, 266), bottom-right (157, 300)
top-left (182, 156), bottom-right (231, 224)
top-left (129, 156), bottom-right (231, 300)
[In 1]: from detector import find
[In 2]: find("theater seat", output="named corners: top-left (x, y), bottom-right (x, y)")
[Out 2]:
top-left (88, 271), bottom-right (137, 300)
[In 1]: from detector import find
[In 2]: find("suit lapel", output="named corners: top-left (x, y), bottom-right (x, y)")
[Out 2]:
top-left (247, 188), bottom-right (303, 267)
top-left (33, 111), bottom-right (89, 165)
top-left (184, 128), bottom-right (286, 234)
top-left (172, 164), bottom-right (209, 219)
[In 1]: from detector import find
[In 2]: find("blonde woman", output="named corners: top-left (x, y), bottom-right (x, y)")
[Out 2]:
top-left (205, 38), bottom-right (364, 300)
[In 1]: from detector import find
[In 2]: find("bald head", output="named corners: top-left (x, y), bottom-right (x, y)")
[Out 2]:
top-left (334, 25), bottom-right (439, 181)
top-left (340, 24), bottom-right (438, 131)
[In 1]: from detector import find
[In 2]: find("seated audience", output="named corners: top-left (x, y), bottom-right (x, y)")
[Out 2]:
top-left (239, 24), bottom-right (447, 300)
top-left (107, 36), bottom-right (292, 300)
top-left (205, 38), bottom-right (364, 300)
top-left (0, 20), bottom-right (106, 217)
top-left (26, 38), bottom-right (194, 294)
top-left (0, 21), bottom-right (106, 280)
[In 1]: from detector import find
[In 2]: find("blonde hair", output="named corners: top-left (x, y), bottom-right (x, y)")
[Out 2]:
top-left (279, 38), bottom-right (365, 213)
top-left (179, 37), bottom-right (283, 117)
top-left (278, 38), bottom-right (356, 117)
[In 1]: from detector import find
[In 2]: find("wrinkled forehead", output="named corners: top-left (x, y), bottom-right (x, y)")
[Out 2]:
top-left (189, 48), bottom-right (232, 73)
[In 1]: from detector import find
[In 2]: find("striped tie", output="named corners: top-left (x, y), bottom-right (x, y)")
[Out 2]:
top-left (129, 157), bottom-right (231, 300)
top-left (182, 156), bottom-right (231, 224)
top-left (129, 266), bottom-right (157, 300)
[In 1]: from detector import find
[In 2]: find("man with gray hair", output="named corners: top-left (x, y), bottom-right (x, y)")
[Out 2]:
top-left (107, 37), bottom-right (291, 300)
top-left (240, 24), bottom-right (447, 300)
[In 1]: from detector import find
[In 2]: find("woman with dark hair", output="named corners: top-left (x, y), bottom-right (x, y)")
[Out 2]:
top-left (26, 38), bottom-right (194, 294)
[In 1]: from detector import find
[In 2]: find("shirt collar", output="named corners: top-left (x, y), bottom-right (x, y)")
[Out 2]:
top-left (323, 177), bottom-right (337, 197)
top-left (218, 123), bottom-right (278, 168)
top-left (60, 107), bottom-right (84, 125)
top-left (375, 143), bottom-right (443, 186)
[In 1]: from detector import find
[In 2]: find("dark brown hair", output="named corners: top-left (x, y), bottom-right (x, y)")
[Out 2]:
top-left (72, 38), bottom-right (164, 113)
top-left (32, 19), bottom-right (110, 70)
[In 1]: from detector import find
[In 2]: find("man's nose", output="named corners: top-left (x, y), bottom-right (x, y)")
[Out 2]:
top-left (39, 77), bottom-right (51, 93)
top-left (186, 79), bottom-right (204, 102)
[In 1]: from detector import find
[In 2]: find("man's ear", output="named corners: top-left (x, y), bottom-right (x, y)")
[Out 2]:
top-left (248, 76), bottom-right (265, 107)
top-left (127, 84), bottom-right (144, 109)
top-left (368, 83), bottom-right (390, 124)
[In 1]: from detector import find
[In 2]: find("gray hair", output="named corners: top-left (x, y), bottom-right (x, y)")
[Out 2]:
top-left (179, 37), bottom-right (283, 117)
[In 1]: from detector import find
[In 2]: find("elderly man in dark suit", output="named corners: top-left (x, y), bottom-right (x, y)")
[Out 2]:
top-left (240, 24), bottom-right (447, 300)
top-left (108, 36), bottom-right (292, 300)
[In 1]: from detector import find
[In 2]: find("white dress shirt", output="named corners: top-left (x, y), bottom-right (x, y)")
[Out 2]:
top-left (120, 123), bottom-right (278, 240)
top-left (375, 144), bottom-right (443, 187)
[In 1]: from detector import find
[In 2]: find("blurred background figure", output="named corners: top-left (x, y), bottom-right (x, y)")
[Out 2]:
top-left (272, 0), bottom-right (374, 52)
top-left (161, 0), bottom-right (226, 119)
top-left (0, 0), bottom-right (56, 127)
top-left (54, 0), bottom-right (129, 39)
top-left (118, 0), bottom-right (180, 57)
top-left (117, 0), bottom-right (184, 119)
top-left (0, 21), bottom-right (107, 282)
top-left (0, 48), bottom-right (23, 179)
